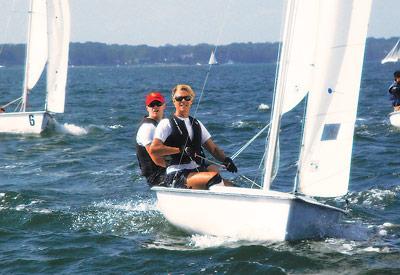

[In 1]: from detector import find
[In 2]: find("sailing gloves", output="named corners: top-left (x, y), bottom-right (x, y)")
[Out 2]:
top-left (223, 157), bottom-right (237, 173)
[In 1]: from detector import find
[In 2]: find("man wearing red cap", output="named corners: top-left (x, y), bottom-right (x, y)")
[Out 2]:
top-left (136, 91), bottom-right (167, 186)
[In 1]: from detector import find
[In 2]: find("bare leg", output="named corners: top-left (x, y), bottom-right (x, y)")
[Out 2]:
top-left (186, 171), bottom-right (218, 189)
top-left (206, 165), bottom-right (234, 186)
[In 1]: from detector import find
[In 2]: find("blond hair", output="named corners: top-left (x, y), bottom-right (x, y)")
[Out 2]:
top-left (171, 84), bottom-right (195, 100)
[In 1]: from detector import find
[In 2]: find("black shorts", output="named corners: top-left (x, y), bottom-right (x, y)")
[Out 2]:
top-left (164, 166), bottom-right (208, 188)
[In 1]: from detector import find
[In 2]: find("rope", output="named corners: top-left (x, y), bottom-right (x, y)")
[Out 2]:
top-left (240, 175), bottom-right (262, 189)
top-left (173, 0), bottom-right (233, 178)
top-left (231, 123), bottom-right (270, 160)
top-left (1, 96), bottom-right (22, 110)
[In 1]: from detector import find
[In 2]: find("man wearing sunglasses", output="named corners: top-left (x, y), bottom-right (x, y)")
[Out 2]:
top-left (150, 84), bottom-right (237, 190)
top-left (136, 91), bottom-right (167, 186)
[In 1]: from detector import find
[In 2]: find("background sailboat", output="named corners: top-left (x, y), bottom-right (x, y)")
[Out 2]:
top-left (0, 0), bottom-right (70, 134)
top-left (208, 50), bottom-right (218, 65)
top-left (153, 0), bottom-right (372, 241)
top-left (383, 40), bottom-right (400, 127)
top-left (381, 39), bottom-right (400, 64)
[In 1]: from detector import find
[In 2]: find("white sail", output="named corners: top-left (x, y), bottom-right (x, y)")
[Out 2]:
top-left (208, 51), bottom-right (218, 65)
top-left (281, 1), bottom-right (319, 114)
top-left (46, 0), bottom-right (70, 113)
top-left (381, 39), bottom-right (400, 64)
top-left (297, 0), bottom-right (372, 197)
top-left (22, 0), bottom-right (48, 109)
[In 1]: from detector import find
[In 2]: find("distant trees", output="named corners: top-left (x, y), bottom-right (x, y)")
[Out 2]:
top-left (0, 38), bottom-right (397, 66)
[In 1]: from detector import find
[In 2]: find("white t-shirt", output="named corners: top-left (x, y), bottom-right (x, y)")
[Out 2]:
top-left (154, 116), bottom-right (211, 174)
top-left (136, 123), bottom-right (156, 147)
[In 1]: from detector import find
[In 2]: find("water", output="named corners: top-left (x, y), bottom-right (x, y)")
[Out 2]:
top-left (1, 63), bottom-right (400, 274)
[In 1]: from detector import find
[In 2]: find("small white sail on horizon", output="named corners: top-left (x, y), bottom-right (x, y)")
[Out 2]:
top-left (208, 50), bottom-right (218, 65)
top-left (381, 39), bottom-right (400, 64)
top-left (0, 0), bottom-right (70, 134)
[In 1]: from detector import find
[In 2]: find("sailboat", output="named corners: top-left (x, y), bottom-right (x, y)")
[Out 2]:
top-left (208, 50), bottom-right (218, 65)
top-left (383, 40), bottom-right (400, 127)
top-left (0, 0), bottom-right (70, 134)
top-left (389, 109), bottom-right (400, 128)
top-left (152, 0), bottom-right (372, 241)
top-left (381, 39), bottom-right (400, 64)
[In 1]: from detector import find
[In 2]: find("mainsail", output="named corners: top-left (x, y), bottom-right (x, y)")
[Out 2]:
top-left (46, 0), bottom-right (71, 113)
top-left (264, 0), bottom-right (372, 196)
top-left (297, 1), bottom-right (372, 197)
top-left (381, 39), bottom-right (400, 64)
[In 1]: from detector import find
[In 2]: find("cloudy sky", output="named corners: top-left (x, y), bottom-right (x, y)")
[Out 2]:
top-left (0, 0), bottom-right (397, 46)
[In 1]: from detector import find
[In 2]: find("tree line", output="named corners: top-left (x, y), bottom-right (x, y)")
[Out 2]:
top-left (0, 37), bottom-right (397, 66)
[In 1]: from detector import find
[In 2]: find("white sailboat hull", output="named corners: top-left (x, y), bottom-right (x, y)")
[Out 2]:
top-left (153, 186), bottom-right (345, 241)
top-left (0, 111), bottom-right (53, 134)
top-left (389, 111), bottom-right (400, 128)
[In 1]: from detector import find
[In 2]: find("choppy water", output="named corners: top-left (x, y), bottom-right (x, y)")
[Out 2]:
top-left (1, 62), bottom-right (400, 274)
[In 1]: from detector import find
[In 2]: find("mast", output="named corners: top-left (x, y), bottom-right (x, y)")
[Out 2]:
top-left (262, 0), bottom-right (296, 190)
top-left (21, 0), bottom-right (35, 112)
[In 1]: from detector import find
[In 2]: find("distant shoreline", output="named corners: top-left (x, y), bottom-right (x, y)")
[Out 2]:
top-left (0, 37), bottom-right (397, 66)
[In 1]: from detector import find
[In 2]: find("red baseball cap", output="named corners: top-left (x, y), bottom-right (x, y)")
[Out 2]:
top-left (145, 92), bottom-right (165, 106)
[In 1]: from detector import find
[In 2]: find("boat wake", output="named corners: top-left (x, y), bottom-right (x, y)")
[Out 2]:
top-left (54, 121), bottom-right (88, 136)
top-left (71, 198), bottom-right (167, 235)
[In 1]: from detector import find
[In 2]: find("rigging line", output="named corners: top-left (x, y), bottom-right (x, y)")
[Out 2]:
top-left (173, 0), bottom-right (233, 173)
top-left (0, 0), bottom-right (17, 57)
top-left (209, 0), bottom-right (233, 64)
top-left (1, 96), bottom-right (22, 109)
top-left (231, 122), bottom-right (270, 160)
top-left (240, 175), bottom-right (262, 189)
top-left (192, 0), bottom-right (233, 119)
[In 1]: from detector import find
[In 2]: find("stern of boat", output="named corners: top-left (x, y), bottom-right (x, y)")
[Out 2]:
top-left (0, 111), bottom-right (54, 134)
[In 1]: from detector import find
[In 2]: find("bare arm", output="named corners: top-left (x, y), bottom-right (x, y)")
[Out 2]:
top-left (150, 138), bottom-right (180, 157)
top-left (203, 138), bottom-right (226, 162)
top-left (145, 144), bottom-right (166, 167)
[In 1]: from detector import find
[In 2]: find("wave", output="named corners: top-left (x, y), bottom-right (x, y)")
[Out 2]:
top-left (258, 103), bottom-right (270, 110)
top-left (55, 122), bottom-right (88, 136)
top-left (71, 198), bottom-right (165, 235)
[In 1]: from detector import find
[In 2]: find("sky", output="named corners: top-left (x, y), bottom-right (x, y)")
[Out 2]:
top-left (0, 0), bottom-right (398, 46)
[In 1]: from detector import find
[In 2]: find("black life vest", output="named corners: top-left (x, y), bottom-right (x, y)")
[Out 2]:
top-left (164, 115), bottom-right (204, 166)
top-left (135, 117), bottom-right (165, 178)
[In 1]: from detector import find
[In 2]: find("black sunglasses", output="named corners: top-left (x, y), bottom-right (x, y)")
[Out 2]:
top-left (148, 101), bottom-right (163, 107)
top-left (174, 96), bottom-right (192, 102)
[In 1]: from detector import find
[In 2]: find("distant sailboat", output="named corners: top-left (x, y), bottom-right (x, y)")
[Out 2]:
top-left (381, 39), bottom-right (400, 64)
top-left (0, 0), bottom-right (70, 134)
top-left (208, 50), bottom-right (218, 65)
top-left (153, 0), bottom-right (372, 241)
